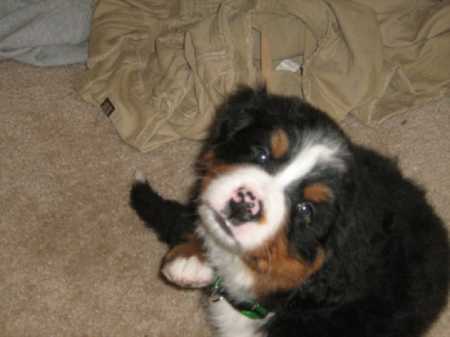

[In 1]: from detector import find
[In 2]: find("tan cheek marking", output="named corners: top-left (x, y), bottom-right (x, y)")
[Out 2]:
top-left (243, 229), bottom-right (326, 297)
top-left (271, 128), bottom-right (289, 159)
top-left (199, 150), bottom-right (240, 192)
top-left (257, 212), bottom-right (267, 226)
top-left (163, 234), bottom-right (206, 264)
top-left (201, 163), bottom-right (238, 192)
top-left (303, 183), bottom-right (333, 203)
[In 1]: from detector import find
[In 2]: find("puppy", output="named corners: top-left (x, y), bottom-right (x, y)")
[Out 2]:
top-left (130, 86), bottom-right (448, 337)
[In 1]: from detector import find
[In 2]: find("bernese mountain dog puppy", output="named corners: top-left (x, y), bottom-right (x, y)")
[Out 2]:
top-left (130, 86), bottom-right (449, 337)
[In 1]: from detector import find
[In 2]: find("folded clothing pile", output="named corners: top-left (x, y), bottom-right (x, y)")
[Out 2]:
top-left (80, 0), bottom-right (450, 152)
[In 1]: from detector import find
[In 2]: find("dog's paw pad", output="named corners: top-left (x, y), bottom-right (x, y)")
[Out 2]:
top-left (162, 256), bottom-right (214, 288)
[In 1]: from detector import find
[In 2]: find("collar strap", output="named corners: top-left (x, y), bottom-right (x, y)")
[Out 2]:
top-left (209, 277), bottom-right (270, 320)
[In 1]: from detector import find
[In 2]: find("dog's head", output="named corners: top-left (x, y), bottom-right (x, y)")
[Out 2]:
top-left (197, 86), bottom-right (354, 295)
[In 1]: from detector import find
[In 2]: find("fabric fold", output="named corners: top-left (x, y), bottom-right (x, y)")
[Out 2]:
top-left (80, 0), bottom-right (450, 152)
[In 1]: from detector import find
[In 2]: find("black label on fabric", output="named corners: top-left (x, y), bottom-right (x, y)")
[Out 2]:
top-left (100, 98), bottom-right (115, 117)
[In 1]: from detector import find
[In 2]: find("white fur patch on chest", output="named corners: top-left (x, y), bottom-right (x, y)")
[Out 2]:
top-left (199, 227), bottom-right (255, 300)
top-left (200, 230), bottom-right (272, 337)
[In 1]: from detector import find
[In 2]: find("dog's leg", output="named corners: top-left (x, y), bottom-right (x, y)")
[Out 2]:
top-left (161, 235), bottom-right (214, 288)
top-left (130, 172), bottom-right (197, 246)
top-left (131, 173), bottom-right (213, 287)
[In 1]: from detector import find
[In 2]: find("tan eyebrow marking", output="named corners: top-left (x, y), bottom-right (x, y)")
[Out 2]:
top-left (303, 183), bottom-right (333, 203)
top-left (270, 128), bottom-right (289, 159)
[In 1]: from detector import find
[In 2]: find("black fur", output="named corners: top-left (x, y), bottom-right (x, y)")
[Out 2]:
top-left (266, 144), bottom-right (449, 337)
top-left (130, 180), bottom-right (195, 246)
top-left (130, 86), bottom-right (449, 337)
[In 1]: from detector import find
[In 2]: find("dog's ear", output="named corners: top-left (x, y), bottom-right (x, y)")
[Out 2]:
top-left (209, 86), bottom-right (267, 145)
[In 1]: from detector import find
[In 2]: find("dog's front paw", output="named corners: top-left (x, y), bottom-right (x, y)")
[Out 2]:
top-left (162, 256), bottom-right (214, 288)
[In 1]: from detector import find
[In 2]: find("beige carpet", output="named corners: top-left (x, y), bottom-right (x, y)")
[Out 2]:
top-left (0, 60), bottom-right (448, 337)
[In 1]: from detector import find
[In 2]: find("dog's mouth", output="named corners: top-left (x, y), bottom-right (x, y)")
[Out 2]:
top-left (200, 203), bottom-right (243, 251)
top-left (210, 206), bottom-right (234, 238)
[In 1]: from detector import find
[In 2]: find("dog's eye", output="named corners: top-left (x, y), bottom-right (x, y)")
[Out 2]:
top-left (296, 202), bottom-right (314, 224)
top-left (250, 146), bottom-right (270, 164)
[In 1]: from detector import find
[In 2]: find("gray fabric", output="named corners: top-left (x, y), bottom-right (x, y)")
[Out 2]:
top-left (0, 0), bottom-right (94, 66)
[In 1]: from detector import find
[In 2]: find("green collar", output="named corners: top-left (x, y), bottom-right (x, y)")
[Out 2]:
top-left (209, 277), bottom-right (270, 320)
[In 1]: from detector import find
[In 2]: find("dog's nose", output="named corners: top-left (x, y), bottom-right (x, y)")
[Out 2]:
top-left (226, 187), bottom-right (262, 226)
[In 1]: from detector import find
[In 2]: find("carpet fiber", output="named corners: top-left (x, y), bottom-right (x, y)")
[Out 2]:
top-left (0, 60), bottom-right (448, 337)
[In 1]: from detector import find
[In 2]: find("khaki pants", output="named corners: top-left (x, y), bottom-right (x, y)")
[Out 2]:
top-left (80, 0), bottom-right (450, 152)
